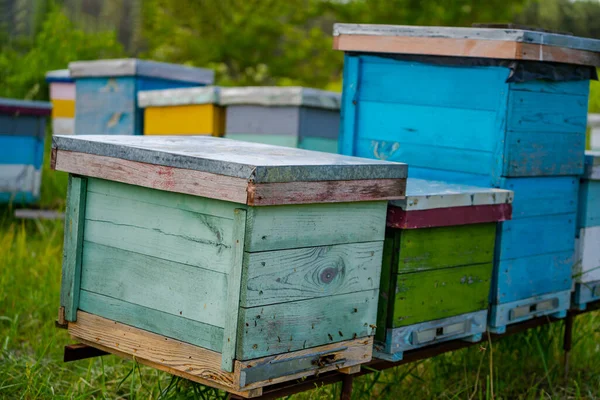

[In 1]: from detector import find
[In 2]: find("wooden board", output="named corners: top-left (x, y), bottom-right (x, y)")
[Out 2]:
top-left (220, 87), bottom-right (341, 110)
top-left (49, 82), bottom-right (76, 100)
top-left (394, 223), bottom-right (496, 273)
top-left (584, 151), bottom-right (600, 179)
top-left (144, 104), bottom-right (224, 136)
top-left (52, 118), bottom-right (75, 135)
top-left (387, 204), bottom-right (512, 229)
top-left (51, 99), bottom-right (75, 118)
top-left (575, 226), bottom-right (600, 283)
top-left (0, 97), bottom-right (52, 116)
top-left (240, 242), bottom-right (382, 307)
top-left (578, 180), bottom-right (600, 228)
top-left (224, 134), bottom-right (299, 148)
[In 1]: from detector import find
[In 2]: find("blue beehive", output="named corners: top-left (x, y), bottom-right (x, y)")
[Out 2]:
top-left (334, 23), bottom-right (600, 333)
top-left (69, 59), bottom-right (214, 135)
top-left (0, 97), bottom-right (52, 204)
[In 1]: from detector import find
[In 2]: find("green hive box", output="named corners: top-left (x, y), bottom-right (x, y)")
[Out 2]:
top-left (52, 135), bottom-right (407, 396)
top-left (375, 179), bottom-right (513, 361)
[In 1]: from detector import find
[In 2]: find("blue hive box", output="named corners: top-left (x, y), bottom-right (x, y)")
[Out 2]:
top-left (69, 59), bottom-right (215, 135)
top-left (0, 97), bottom-right (52, 204)
top-left (334, 23), bottom-right (600, 332)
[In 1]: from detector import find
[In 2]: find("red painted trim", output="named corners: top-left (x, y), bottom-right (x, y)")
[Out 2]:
top-left (387, 203), bottom-right (513, 229)
top-left (0, 105), bottom-right (52, 116)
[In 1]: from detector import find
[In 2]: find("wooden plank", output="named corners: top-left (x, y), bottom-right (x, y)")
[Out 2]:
top-left (493, 251), bottom-right (573, 304)
top-left (50, 82), bottom-right (76, 100)
top-left (222, 209), bottom-right (247, 372)
top-left (224, 134), bottom-right (299, 148)
top-left (376, 230), bottom-right (399, 341)
top-left (244, 201), bottom-right (387, 252)
top-left (392, 263), bottom-right (492, 327)
top-left (578, 180), bottom-right (600, 228)
top-left (247, 179), bottom-right (406, 206)
top-left (333, 35), bottom-right (600, 67)
top-left (298, 137), bottom-right (339, 154)
top-left (52, 118), bottom-right (75, 135)
top-left (237, 290), bottom-right (378, 360)
top-left (84, 189), bottom-right (233, 274)
top-left (496, 214), bottom-right (576, 260)
top-left (67, 312), bottom-right (247, 394)
top-left (52, 150), bottom-right (250, 204)
top-left (51, 99), bottom-right (75, 118)
top-left (87, 178), bottom-right (239, 220)
top-left (61, 175), bottom-right (87, 321)
top-left (144, 104), bottom-right (221, 136)
top-left (236, 337), bottom-right (372, 390)
top-left (575, 226), bottom-right (600, 283)
top-left (395, 223), bottom-right (496, 273)
top-left (224, 105), bottom-right (301, 136)
top-left (81, 241), bottom-right (228, 327)
top-left (387, 203), bottom-right (512, 229)
top-left (79, 290), bottom-right (224, 352)
top-left (240, 242), bottom-right (383, 307)
top-left (338, 54), bottom-right (360, 156)
top-left (510, 80), bottom-right (590, 96)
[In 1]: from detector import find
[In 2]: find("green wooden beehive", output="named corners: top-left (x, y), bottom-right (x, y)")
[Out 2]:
top-left (52, 135), bottom-right (407, 396)
top-left (375, 179), bottom-right (513, 361)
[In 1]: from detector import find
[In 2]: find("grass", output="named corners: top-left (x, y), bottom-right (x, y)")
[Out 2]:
top-left (1, 134), bottom-right (599, 399)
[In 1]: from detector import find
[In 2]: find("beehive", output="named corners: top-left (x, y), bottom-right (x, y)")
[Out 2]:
top-left (138, 86), bottom-right (224, 136)
top-left (0, 97), bottom-right (51, 204)
top-left (69, 59), bottom-right (214, 136)
top-left (46, 69), bottom-right (75, 135)
top-left (221, 87), bottom-right (341, 153)
top-left (375, 179), bottom-right (513, 361)
top-left (334, 23), bottom-right (600, 332)
top-left (52, 135), bottom-right (407, 397)
top-left (574, 151), bottom-right (600, 309)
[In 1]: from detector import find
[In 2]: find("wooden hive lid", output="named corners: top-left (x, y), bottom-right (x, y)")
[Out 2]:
top-left (68, 58), bottom-right (215, 84)
top-left (45, 69), bottom-right (74, 83)
top-left (333, 23), bottom-right (600, 67)
top-left (138, 86), bottom-right (220, 108)
top-left (0, 97), bottom-right (52, 116)
top-left (584, 151), bottom-right (600, 180)
top-left (219, 87), bottom-right (341, 110)
top-left (387, 178), bottom-right (513, 229)
top-left (51, 135), bottom-right (407, 206)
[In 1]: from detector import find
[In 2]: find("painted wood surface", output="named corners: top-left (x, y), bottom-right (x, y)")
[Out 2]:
top-left (238, 337), bottom-right (372, 390)
top-left (69, 58), bottom-right (214, 84)
top-left (138, 86), bottom-right (220, 107)
top-left (51, 99), bottom-right (75, 118)
top-left (83, 183), bottom-right (234, 274)
top-left (395, 224), bottom-right (496, 273)
top-left (240, 242), bottom-right (382, 307)
top-left (52, 118), bottom-right (75, 135)
top-left (46, 69), bottom-right (73, 84)
top-left (52, 135), bottom-right (408, 183)
top-left (578, 180), bottom-right (600, 228)
top-left (392, 263), bottom-right (492, 327)
top-left (79, 290), bottom-right (224, 352)
top-left (298, 137), bottom-right (339, 154)
top-left (220, 87), bottom-right (341, 109)
top-left (225, 106), bottom-right (301, 136)
top-left (224, 134), bottom-right (299, 148)
top-left (144, 104), bottom-right (225, 136)
top-left (237, 289), bottom-right (378, 360)
top-left (573, 281), bottom-right (600, 308)
top-left (0, 114), bottom-right (45, 139)
top-left (60, 176), bottom-right (87, 321)
top-left (0, 165), bottom-right (41, 197)
top-left (0, 97), bottom-right (52, 116)
top-left (496, 214), bottom-right (576, 260)
top-left (584, 151), bottom-right (600, 179)
top-left (0, 136), bottom-right (43, 166)
top-left (297, 107), bottom-right (340, 140)
top-left (510, 79), bottom-right (590, 96)
top-left (388, 204), bottom-right (512, 229)
top-left (489, 290), bottom-right (570, 330)
top-left (222, 209), bottom-right (247, 372)
top-left (493, 250), bottom-right (573, 304)
top-left (575, 226), bottom-right (600, 283)
top-left (80, 241), bottom-right (228, 327)
top-left (49, 82), bottom-right (76, 100)
top-left (244, 201), bottom-right (386, 252)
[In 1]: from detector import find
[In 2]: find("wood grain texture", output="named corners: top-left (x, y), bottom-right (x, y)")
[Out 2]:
top-left (60, 175), bottom-right (87, 321)
top-left (222, 209), bottom-right (247, 372)
top-left (83, 188), bottom-right (234, 274)
top-left (387, 203), bottom-right (512, 229)
top-left (333, 35), bottom-right (600, 66)
top-left (53, 150), bottom-right (250, 204)
top-left (392, 263), bottom-right (492, 327)
top-left (237, 290), bottom-right (378, 360)
top-left (80, 241), bottom-right (227, 327)
top-left (79, 290), bottom-right (224, 352)
top-left (240, 242), bottom-right (383, 307)
top-left (244, 201), bottom-right (387, 252)
top-left (394, 223), bottom-right (496, 273)
top-left (246, 179), bottom-right (406, 206)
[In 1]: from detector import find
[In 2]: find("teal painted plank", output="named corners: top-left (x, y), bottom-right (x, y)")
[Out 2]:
top-left (236, 289), bottom-right (378, 360)
top-left (498, 177), bottom-right (578, 218)
top-left (496, 214), bottom-right (576, 260)
top-left (87, 178), bottom-right (239, 220)
top-left (578, 180), bottom-right (600, 228)
top-left (507, 91), bottom-right (588, 133)
top-left (298, 137), bottom-right (339, 154)
top-left (61, 176), bottom-right (87, 321)
top-left (223, 134), bottom-right (299, 148)
top-left (81, 241), bottom-right (227, 327)
top-left (355, 139), bottom-right (494, 176)
top-left (339, 54), bottom-right (360, 156)
top-left (79, 290), bottom-right (224, 352)
top-left (244, 201), bottom-right (387, 252)
top-left (240, 242), bottom-right (383, 307)
top-left (84, 190), bottom-right (233, 274)
top-left (357, 101), bottom-right (499, 152)
top-left (221, 208), bottom-right (247, 372)
top-left (503, 130), bottom-right (585, 177)
top-left (509, 80), bottom-right (590, 96)
top-left (359, 57), bottom-right (509, 111)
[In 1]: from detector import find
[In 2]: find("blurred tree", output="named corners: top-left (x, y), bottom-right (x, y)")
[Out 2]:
top-left (516, 0), bottom-right (600, 39)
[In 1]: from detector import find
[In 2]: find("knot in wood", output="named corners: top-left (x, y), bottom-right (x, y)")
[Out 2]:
top-left (320, 267), bottom-right (338, 284)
